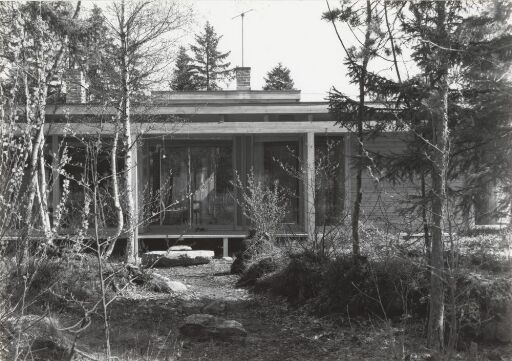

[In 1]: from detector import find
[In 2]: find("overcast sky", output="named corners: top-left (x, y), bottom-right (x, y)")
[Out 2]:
top-left (185, 0), bottom-right (353, 100)
top-left (90, 0), bottom-right (410, 101)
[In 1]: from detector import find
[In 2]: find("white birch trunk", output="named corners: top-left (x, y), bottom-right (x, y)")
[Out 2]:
top-left (120, 0), bottom-right (137, 264)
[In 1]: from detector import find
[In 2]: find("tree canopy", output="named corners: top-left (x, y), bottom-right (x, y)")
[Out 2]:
top-left (170, 46), bottom-right (199, 91)
top-left (263, 63), bottom-right (295, 90)
top-left (190, 21), bottom-right (231, 91)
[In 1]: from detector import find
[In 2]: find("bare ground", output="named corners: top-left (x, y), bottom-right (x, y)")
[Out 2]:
top-left (68, 259), bottom-right (511, 361)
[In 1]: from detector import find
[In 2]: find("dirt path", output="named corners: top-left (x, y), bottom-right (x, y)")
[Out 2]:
top-left (73, 259), bottom-right (510, 361)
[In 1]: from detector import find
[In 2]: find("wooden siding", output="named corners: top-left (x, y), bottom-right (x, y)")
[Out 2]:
top-left (346, 133), bottom-right (421, 233)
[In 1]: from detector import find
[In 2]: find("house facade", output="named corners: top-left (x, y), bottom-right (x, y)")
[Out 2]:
top-left (42, 67), bottom-right (494, 255)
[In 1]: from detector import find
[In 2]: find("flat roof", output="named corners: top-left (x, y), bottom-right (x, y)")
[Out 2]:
top-left (46, 102), bottom-right (329, 115)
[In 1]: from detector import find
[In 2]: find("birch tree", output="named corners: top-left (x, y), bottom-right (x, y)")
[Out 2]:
top-left (0, 2), bottom-right (81, 255)
top-left (104, 0), bottom-right (192, 263)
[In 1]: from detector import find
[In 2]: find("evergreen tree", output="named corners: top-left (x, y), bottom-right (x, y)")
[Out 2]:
top-left (263, 63), bottom-right (295, 90)
top-left (190, 21), bottom-right (231, 91)
top-left (324, 1), bottom-right (512, 351)
top-left (170, 46), bottom-right (198, 91)
top-left (323, 0), bottom-right (388, 265)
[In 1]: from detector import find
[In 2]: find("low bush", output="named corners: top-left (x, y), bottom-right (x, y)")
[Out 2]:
top-left (256, 251), bottom-right (324, 303)
top-left (316, 255), bottom-right (429, 319)
top-left (3, 252), bottom-right (128, 313)
top-left (456, 271), bottom-right (512, 343)
top-left (236, 257), bottom-right (280, 288)
top-left (252, 251), bottom-right (430, 320)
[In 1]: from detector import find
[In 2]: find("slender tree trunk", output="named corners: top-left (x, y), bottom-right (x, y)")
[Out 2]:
top-left (120, 0), bottom-right (136, 264)
top-left (421, 170), bottom-right (431, 260)
top-left (91, 144), bottom-right (112, 360)
top-left (206, 52), bottom-right (210, 91)
top-left (351, 0), bottom-right (372, 265)
top-left (104, 120), bottom-right (123, 258)
top-left (446, 204), bottom-right (457, 354)
top-left (20, 68), bottom-right (36, 261)
top-left (352, 130), bottom-right (363, 262)
top-left (36, 82), bottom-right (52, 242)
top-left (427, 2), bottom-right (449, 350)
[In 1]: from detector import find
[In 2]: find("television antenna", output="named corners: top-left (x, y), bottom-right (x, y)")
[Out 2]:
top-left (232, 9), bottom-right (254, 66)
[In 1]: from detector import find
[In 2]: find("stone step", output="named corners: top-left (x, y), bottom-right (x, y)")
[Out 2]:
top-left (142, 250), bottom-right (214, 268)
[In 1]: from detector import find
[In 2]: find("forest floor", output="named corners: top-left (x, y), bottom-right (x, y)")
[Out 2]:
top-left (64, 258), bottom-right (512, 361)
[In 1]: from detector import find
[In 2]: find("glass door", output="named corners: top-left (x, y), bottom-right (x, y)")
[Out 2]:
top-left (146, 138), bottom-right (235, 230)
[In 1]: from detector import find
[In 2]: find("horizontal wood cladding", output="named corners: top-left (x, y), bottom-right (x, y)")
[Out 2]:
top-left (346, 134), bottom-right (422, 232)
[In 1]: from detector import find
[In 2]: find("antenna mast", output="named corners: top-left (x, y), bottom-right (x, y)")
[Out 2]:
top-left (232, 9), bottom-right (253, 66)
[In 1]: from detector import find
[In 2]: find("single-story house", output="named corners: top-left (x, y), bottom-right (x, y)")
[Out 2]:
top-left (40, 67), bottom-right (497, 256)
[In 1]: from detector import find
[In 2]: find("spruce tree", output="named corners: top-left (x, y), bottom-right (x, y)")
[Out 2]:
top-left (190, 21), bottom-right (231, 91)
top-left (263, 63), bottom-right (295, 90)
top-left (170, 46), bottom-right (198, 91)
top-left (323, 0), bottom-right (388, 265)
top-left (323, 1), bottom-right (512, 351)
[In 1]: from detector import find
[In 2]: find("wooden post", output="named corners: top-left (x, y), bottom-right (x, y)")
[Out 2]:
top-left (223, 237), bottom-right (229, 258)
top-left (304, 132), bottom-right (315, 239)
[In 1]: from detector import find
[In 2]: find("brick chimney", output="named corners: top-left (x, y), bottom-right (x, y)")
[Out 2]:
top-left (66, 68), bottom-right (86, 104)
top-left (235, 67), bottom-right (251, 90)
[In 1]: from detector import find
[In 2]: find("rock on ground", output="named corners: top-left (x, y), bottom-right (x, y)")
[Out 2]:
top-left (169, 245), bottom-right (192, 251)
top-left (179, 314), bottom-right (247, 341)
top-left (142, 250), bottom-right (214, 268)
top-left (149, 273), bottom-right (187, 293)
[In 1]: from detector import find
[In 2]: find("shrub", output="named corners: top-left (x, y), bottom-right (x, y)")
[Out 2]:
top-left (236, 257), bottom-right (280, 288)
top-left (4, 256), bottom-right (64, 310)
top-left (456, 272), bottom-right (512, 343)
top-left (3, 252), bottom-right (128, 313)
top-left (258, 251), bottom-right (324, 303)
top-left (253, 251), bottom-right (430, 320)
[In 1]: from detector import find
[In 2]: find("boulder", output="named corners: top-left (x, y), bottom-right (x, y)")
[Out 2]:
top-left (179, 314), bottom-right (247, 341)
top-left (142, 250), bottom-right (214, 268)
top-left (169, 245), bottom-right (192, 251)
top-left (149, 273), bottom-right (187, 293)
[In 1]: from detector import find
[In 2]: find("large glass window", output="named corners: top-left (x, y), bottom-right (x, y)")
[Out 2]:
top-left (145, 139), bottom-right (234, 229)
top-left (315, 136), bottom-right (344, 226)
top-left (60, 137), bottom-right (123, 229)
top-left (253, 139), bottom-right (300, 225)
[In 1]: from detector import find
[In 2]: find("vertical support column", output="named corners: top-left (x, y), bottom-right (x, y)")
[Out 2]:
top-left (223, 237), bottom-right (229, 258)
top-left (344, 133), bottom-right (352, 214)
top-left (131, 138), bottom-right (139, 261)
top-left (303, 132), bottom-right (315, 239)
top-left (51, 135), bottom-right (60, 225)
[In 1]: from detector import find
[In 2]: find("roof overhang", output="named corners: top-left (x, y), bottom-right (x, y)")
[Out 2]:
top-left (42, 121), bottom-right (347, 135)
top-left (45, 102), bottom-right (328, 115)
